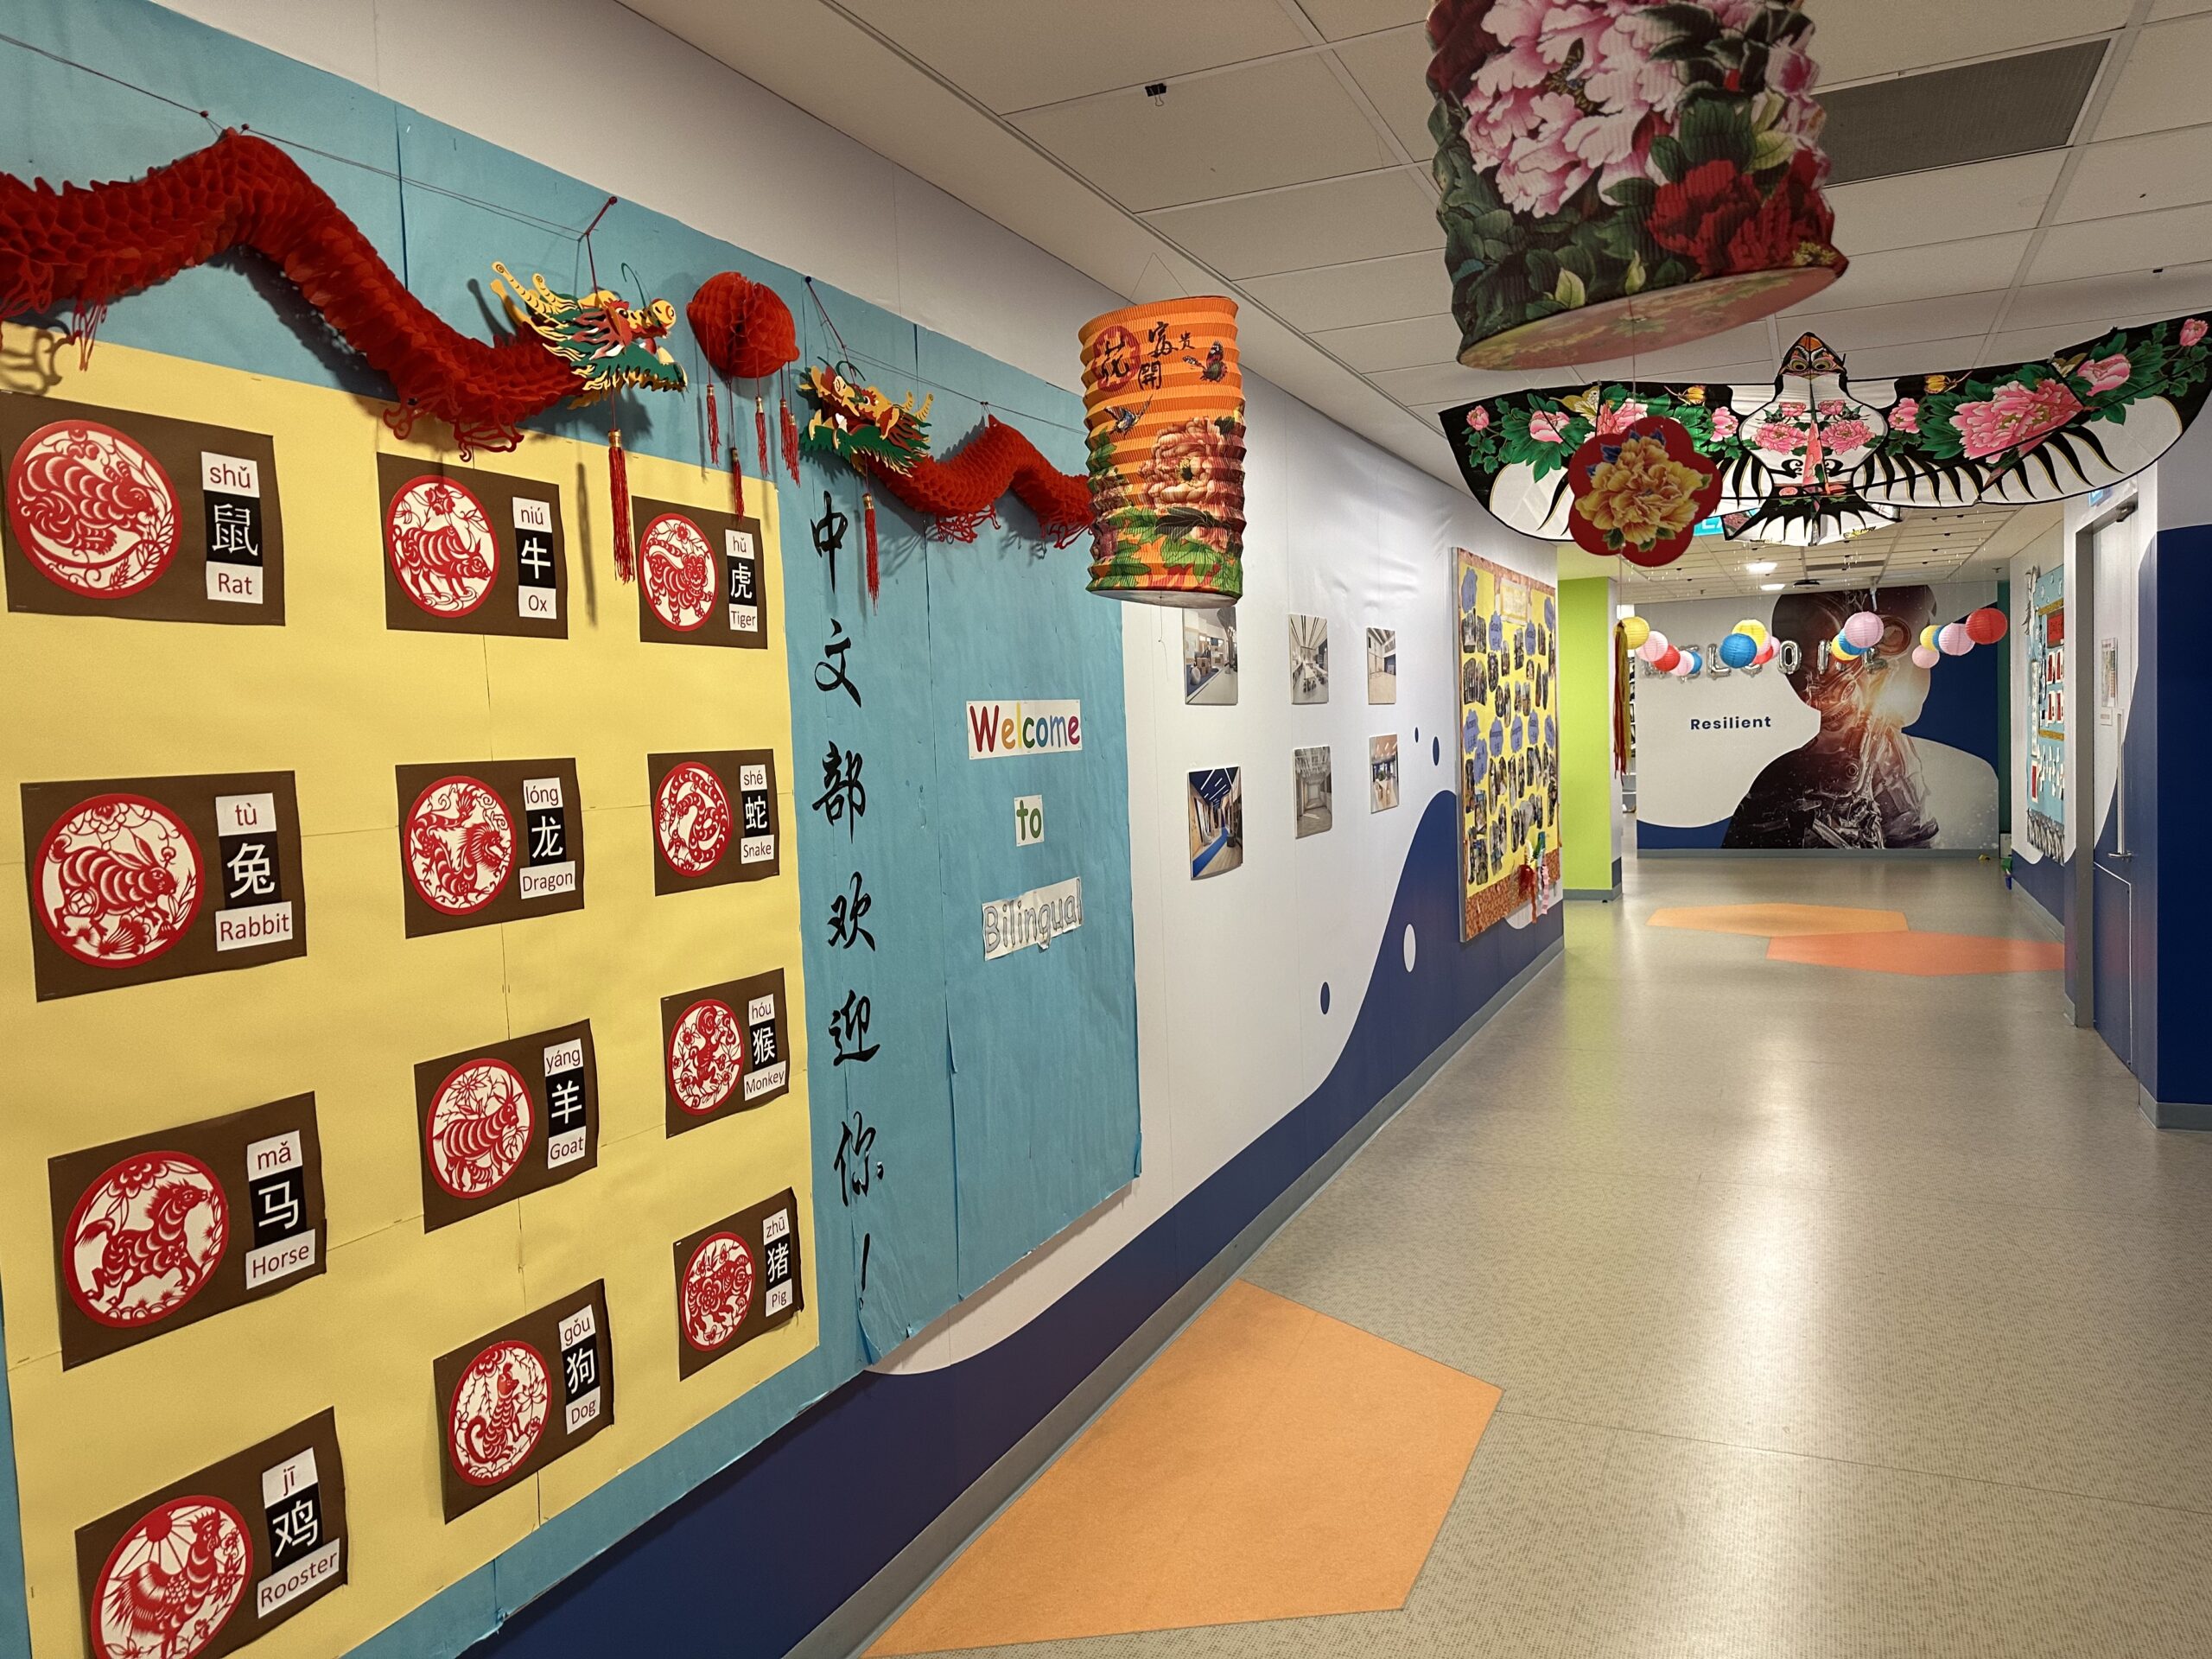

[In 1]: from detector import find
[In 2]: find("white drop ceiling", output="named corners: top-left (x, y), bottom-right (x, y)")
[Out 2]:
top-left (626, 0), bottom-right (2212, 594)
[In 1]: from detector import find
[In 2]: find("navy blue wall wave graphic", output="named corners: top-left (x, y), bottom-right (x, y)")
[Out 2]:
top-left (467, 790), bottom-right (1558, 1657)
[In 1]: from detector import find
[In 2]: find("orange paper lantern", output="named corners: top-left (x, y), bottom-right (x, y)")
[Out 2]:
top-left (1078, 297), bottom-right (1245, 606)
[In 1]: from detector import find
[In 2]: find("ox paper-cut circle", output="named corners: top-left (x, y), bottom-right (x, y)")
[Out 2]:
top-left (386, 474), bottom-right (499, 617)
top-left (666, 997), bottom-right (744, 1116)
top-left (90, 1493), bottom-right (251, 1659)
top-left (35, 792), bottom-right (204, 969)
top-left (639, 512), bottom-right (715, 632)
top-left (679, 1232), bottom-right (756, 1351)
top-left (426, 1058), bottom-right (534, 1199)
top-left (447, 1338), bottom-right (550, 1486)
top-left (8, 420), bottom-right (181, 599)
top-left (655, 762), bottom-right (733, 876)
top-left (64, 1151), bottom-right (230, 1329)
top-left (404, 776), bottom-right (515, 916)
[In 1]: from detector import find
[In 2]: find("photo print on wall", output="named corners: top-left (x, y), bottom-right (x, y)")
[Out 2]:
top-left (1188, 768), bottom-right (1243, 879)
top-left (1370, 735), bottom-right (1401, 812)
top-left (1367, 628), bottom-right (1397, 703)
top-left (1183, 605), bottom-right (1238, 704)
top-left (1288, 613), bottom-right (1329, 704)
top-left (1294, 746), bottom-right (1332, 839)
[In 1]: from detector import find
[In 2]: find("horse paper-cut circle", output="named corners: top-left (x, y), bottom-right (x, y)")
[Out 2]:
top-left (655, 762), bottom-right (733, 876)
top-left (667, 996), bottom-right (744, 1115)
top-left (64, 1151), bottom-right (230, 1329)
top-left (387, 474), bottom-right (499, 617)
top-left (405, 776), bottom-right (515, 915)
top-left (35, 792), bottom-right (204, 969)
top-left (426, 1058), bottom-right (534, 1199)
top-left (680, 1231), bottom-right (756, 1351)
top-left (447, 1338), bottom-right (550, 1486)
top-left (8, 420), bottom-right (181, 598)
top-left (639, 512), bottom-right (716, 632)
top-left (91, 1494), bottom-right (251, 1659)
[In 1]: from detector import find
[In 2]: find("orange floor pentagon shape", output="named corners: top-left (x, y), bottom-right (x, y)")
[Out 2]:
top-left (1646, 902), bottom-right (1913, 938)
top-left (1766, 930), bottom-right (2068, 976)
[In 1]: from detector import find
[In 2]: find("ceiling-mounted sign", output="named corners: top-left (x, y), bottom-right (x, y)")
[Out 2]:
top-left (377, 454), bottom-right (565, 636)
top-left (672, 1187), bottom-right (804, 1377)
top-left (435, 1282), bottom-right (612, 1521)
top-left (660, 968), bottom-right (791, 1136)
top-left (630, 496), bottom-right (766, 650)
top-left (646, 749), bottom-right (780, 893)
top-left (413, 1021), bottom-right (599, 1230)
top-left (393, 760), bottom-right (584, 937)
top-left (965, 700), bottom-right (1082, 759)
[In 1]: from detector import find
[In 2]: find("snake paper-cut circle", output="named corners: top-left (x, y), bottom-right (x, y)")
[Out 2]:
top-left (680, 1231), bottom-right (756, 1351)
top-left (426, 1058), bottom-right (534, 1199)
top-left (387, 474), bottom-right (499, 617)
top-left (666, 996), bottom-right (744, 1116)
top-left (639, 513), bottom-right (715, 632)
top-left (655, 762), bottom-right (733, 876)
top-left (64, 1151), bottom-right (230, 1330)
top-left (448, 1338), bottom-right (550, 1486)
top-left (8, 420), bottom-right (181, 599)
top-left (405, 776), bottom-right (514, 915)
top-left (35, 792), bottom-right (204, 969)
top-left (91, 1494), bottom-right (251, 1659)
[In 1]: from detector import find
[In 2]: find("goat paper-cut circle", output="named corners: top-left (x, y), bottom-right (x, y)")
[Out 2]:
top-left (35, 793), bottom-right (204, 969)
top-left (680, 1230), bottom-right (757, 1351)
top-left (448, 1338), bottom-right (550, 1486)
top-left (386, 474), bottom-right (499, 617)
top-left (656, 762), bottom-right (733, 876)
top-left (92, 1494), bottom-right (251, 1659)
top-left (65, 1151), bottom-right (230, 1329)
top-left (405, 776), bottom-right (515, 915)
top-left (427, 1058), bottom-right (535, 1199)
top-left (8, 420), bottom-right (181, 598)
top-left (639, 512), bottom-right (715, 632)
top-left (667, 996), bottom-right (745, 1115)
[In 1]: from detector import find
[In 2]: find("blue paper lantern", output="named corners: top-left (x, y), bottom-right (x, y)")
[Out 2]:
top-left (1719, 632), bottom-right (1758, 669)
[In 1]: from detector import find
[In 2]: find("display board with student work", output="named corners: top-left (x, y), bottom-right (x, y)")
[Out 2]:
top-left (1456, 551), bottom-right (1560, 938)
top-left (2026, 564), bottom-right (2066, 859)
top-left (0, 7), bottom-right (1139, 1652)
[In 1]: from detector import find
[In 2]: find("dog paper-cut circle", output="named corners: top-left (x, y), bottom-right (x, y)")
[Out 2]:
top-left (8, 420), bottom-right (180, 598)
top-left (35, 792), bottom-right (204, 969)
top-left (65, 1151), bottom-right (230, 1329)
top-left (667, 997), bottom-right (744, 1116)
top-left (680, 1231), bottom-right (756, 1351)
top-left (405, 776), bottom-right (514, 915)
top-left (387, 474), bottom-right (499, 617)
top-left (448, 1338), bottom-right (550, 1486)
top-left (655, 762), bottom-right (732, 876)
top-left (639, 513), bottom-right (715, 632)
top-left (92, 1494), bottom-right (251, 1659)
top-left (427, 1058), bottom-right (534, 1199)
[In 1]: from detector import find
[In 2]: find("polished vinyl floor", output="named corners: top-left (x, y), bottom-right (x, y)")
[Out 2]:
top-left (873, 858), bottom-right (2212, 1657)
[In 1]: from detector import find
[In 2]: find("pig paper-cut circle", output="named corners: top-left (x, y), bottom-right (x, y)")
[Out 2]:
top-left (427, 1057), bottom-right (535, 1199)
top-left (65, 1150), bottom-right (230, 1329)
top-left (35, 792), bottom-right (204, 969)
top-left (387, 474), bottom-right (499, 618)
top-left (667, 996), bottom-right (745, 1116)
top-left (8, 420), bottom-right (181, 598)
top-left (448, 1338), bottom-right (550, 1485)
top-left (680, 1230), bottom-right (757, 1351)
top-left (405, 776), bottom-right (515, 915)
top-left (656, 762), bottom-right (733, 876)
top-left (92, 1494), bottom-right (251, 1659)
top-left (639, 512), bottom-right (716, 632)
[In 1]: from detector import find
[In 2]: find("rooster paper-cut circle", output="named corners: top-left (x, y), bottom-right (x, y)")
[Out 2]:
top-left (448, 1338), bottom-right (550, 1486)
top-left (92, 1494), bottom-right (251, 1659)
top-left (680, 1231), bottom-right (757, 1351)
top-left (7, 421), bottom-right (181, 598)
top-left (667, 996), bottom-right (744, 1116)
top-left (655, 762), bottom-right (733, 876)
top-left (639, 512), bottom-right (716, 632)
top-left (427, 1058), bottom-right (535, 1199)
top-left (387, 474), bottom-right (499, 617)
top-left (405, 776), bottom-right (515, 915)
top-left (64, 1151), bottom-right (230, 1329)
top-left (35, 793), bottom-right (204, 969)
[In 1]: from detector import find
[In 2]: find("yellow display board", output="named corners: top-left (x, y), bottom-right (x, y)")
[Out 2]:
top-left (0, 325), bottom-right (816, 1657)
top-left (1456, 549), bottom-right (1560, 940)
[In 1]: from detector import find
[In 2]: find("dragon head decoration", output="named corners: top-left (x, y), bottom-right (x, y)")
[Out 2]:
top-left (492, 262), bottom-right (686, 399)
top-left (798, 363), bottom-right (932, 474)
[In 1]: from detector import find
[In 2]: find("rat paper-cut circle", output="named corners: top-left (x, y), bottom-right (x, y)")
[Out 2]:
top-left (35, 793), bottom-right (204, 969)
top-left (65, 1151), bottom-right (230, 1329)
top-left (639, 512), bottom-right (716, 632)
top-left (448, 1338), bottom-right (551, 1486)
top-left (387, 474), bottom-right (499, 617)
top-left (405, 776), bottom-right (515, 915)
top-left (667, 996), bottom-right (745, 1115)
top-left (655, 762), bottom-right (733, 876)
top-left (7, 420), bottom-right (181, 599)
top-left (92, 1493), bottom-right (251, 1659)
top-left (680, 1231), bottom-right (757, 1351)
top-left (427, 1058), bottom-right (535, 1199)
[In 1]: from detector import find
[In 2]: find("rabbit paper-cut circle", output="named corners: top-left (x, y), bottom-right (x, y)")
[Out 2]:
top-left (35, 793), bottom-right (204, 969)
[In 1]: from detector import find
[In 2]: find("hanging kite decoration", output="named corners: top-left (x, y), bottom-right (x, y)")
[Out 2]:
top-left (1563, 415), bottom-right (1722, 567)
top-left (1425, 0), bottom-right (1847, 369)
top-left (685, 271), bottom-right (800, 522)
top-left (1442, 319), bottom-right (2212, 557)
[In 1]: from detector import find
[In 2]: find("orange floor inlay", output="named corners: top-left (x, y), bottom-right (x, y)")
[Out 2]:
top-left (1766, 930), bottom-right (2067, 976)
top-left (867, 1281), bottom-right (1502, 1656)
top-left (1648, 902), bottom-right (1911, 938)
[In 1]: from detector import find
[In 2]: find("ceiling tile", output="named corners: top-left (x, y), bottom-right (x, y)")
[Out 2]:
top-left (1808, 0), bottom-right (2131, 86)
top-left (1145, 168), bottom-right (1440, 277)
top-left (2096, 13), bottom-right (2212, 138)
top-left (2056, 125), bottom-right (2212, 222)
top-left (1332, 25), bottom-right (1434, 158)
top-left (1571, 327), bottom-right (1781, 381)
top-left (1312, 313), bottom-right (1463, 373)
top-left (2031, 201), bottom-right (2212, 283)
top-left (2003, 262), bottom-right (2212, 330)
top-left (1371, 362), bottom-right (1532, 408)
top-left (1786, 233), bottom-right (2035, 313)
top-left (1296, 0), bottom-right (1427, 41)
top-left (1788, 291), bottom-right (2005, 352)
top-left (1241, 251), bottom-right (1452, 330)
top-left (2153, 0), bottom-right (2212, 15)
top-left (1824, 152), bottom-right (2066, 255)
top-left (1014, 57), bottom-right (1398, 211)
top-left (840, 0), bottom-right (1310, 112)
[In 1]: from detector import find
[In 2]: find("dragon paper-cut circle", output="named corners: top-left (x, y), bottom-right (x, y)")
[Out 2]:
top-left (7, 421), bottom-right (180, 599)
top-left (405, 776), bottom-right (514, 915)
top-left (92, 1494), bottom-right (251, 1659)
top-left (639, 513), bottom-right (716, 632)
top-left (448, 1338), bottom-right (550, 1486)
top-left (680, 1231), bottom-right (757, 1351)
top-left (387, 474), bottom-right (499, 617)
top-left (35, 793), bottom-right (203, 969)
top-left (655, 762), bottom-right (732, 876)
top-left (64, 1151), bottom-right (229, 1329)
top-left (427, 1058), bottom-right (534, 1199)
top-left (667, 996), bottom-right (744, 1116)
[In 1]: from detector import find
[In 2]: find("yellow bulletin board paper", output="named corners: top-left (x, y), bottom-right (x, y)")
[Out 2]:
top-left (0, 326), bottom-right (817, 1659)
top-left (1456, 549), bottom-right (1561, 941)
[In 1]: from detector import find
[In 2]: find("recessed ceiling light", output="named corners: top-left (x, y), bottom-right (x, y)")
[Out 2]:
top-left (1745, 560), bottom-right (1778, 575)
top-left (1759, 582), bottom-right (1785, 591)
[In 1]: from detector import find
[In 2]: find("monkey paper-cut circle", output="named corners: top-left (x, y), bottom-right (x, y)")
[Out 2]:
top-left (405, 776), bottom-right (515, 915)
top-left (666, 996), bottom-right (744, 1116)
top-left (639, 512), bottom-right (715, 632)
top-left (448, 1338), bottom-right (550, 1486)
top-left (8, 420), bottom-right (181, 599)
top-left (65, 1151), bottom-right (230, 1329)
top-left (680, 1231), bottom-right (757, 1351)
top-left (92, 1493), bottom-right (251, 1659)
top-left (427, 1058), bottom-right (535, 1199)
top-left (35, 792), bottom-right (204, 969)
top-left (655, 762), bottom-right (733, 876)
top-left (387, 474), bottom-right (499, 617)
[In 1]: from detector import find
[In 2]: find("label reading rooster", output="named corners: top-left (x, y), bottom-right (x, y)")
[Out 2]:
top-left (377, 454), bottom-right (566, 639)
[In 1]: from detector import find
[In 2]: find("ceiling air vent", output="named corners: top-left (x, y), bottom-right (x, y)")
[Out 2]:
top-left (1818, 41), bottom-right (2107, 186)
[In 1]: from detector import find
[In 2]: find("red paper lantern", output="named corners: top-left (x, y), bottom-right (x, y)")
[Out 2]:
top-left (1964, 607), bottom-right (2007, 646)
top-left (686, 273), bottom-right (798, 381)
top-left (1566, 417), bottom-right (1723, 569)
top-left (1653, 645), bottom-right (1682, 672)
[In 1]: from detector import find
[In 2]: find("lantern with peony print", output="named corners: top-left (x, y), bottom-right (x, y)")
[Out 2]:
top-left (1427, 0), bottom-right (1848, 369)
top-left (1079, 297), bottom-right (1246, 606)
top-left (1565, 416), bottom-right (1723, 568)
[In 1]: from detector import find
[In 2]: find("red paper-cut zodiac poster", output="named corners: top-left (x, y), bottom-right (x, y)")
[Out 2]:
top-left (433, 1283), bottom-right (612, 1520)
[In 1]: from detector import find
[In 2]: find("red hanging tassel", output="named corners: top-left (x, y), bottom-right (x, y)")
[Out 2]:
top-left (730, 443), bottom-right (747, 518)
top-left (705, 382), bottom-right (721, 466)
top-left (863, 490), bottom-right (880, 607)
top-left (608, 427), bottom-right (633, 582)
top-left (780, 394), bottom-right (801, 484)
top-left (754, 396), bottom-right (772, 499)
